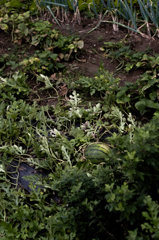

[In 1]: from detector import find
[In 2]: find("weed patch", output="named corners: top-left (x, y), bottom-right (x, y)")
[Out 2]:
top-left (1, 2), bottom-right (159, 240)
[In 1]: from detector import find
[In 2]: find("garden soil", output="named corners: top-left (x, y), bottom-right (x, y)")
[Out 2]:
top-left (1, 16), bottom-right (159, 100)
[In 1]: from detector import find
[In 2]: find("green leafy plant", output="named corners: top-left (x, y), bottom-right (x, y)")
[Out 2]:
top-left (0, 11), bottom-right (84, 75)
top-left (137, 0), bottom-right (159, 38)
top-left (141, 195), bottom-right (159, 238)
top-left (101, 41), bottom-right (151, 72)
top-left (0, 0), bottom-right (37, 12)
top-left (101, 41), bottom-right (159, 113)
top-left (0, 71), bottom-right (30, 100)
top-left (77, 64), bottom-right (120, 97)
top-left (116, 79), bottom-right (159, 114)
top-left (2, 2), bottom-right (159, 239)
top-left (19, 50), bottom-right (64, 74)
top-left (18, 115), bottom-right (159, 240)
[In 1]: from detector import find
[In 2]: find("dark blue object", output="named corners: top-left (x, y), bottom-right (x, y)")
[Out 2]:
top-left (7, 161), bottom-right (48, 193)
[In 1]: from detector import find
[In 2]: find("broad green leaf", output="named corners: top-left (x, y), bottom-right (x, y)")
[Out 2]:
top-left (31, 35), bottom-right (40, 46)
top-left (142, 54), bottom-right (149, 61)
top-left (68, 44), bottom-right (75, 50)
top-left (50, 53), bottom-right (57, 60)
top-left (0, 23), bottom-right (8, 31)
top-left (136, 61), bottom-right (144, 67)
top-left (125, 63), bottom-right (134, 72)
top-left (149, 92), bottom-right (157, 101)
top-left (122, 96), bottom-right (130, 103)
top-left (150, 56), bottom-right (159, 68)
top-left (142, 211), bottom-right (151, 220)
top-left (145, 99), bottom-right (159, 110)
top-left (24, 27), bottom-right (29, 36)
top-left (116, 90), bottom-right (126, 98)
top-left (135, 100), bottom-right (146, 112)
top-left (17, 15), bottom-right (25, 21)
top-left (142, 78), bottom-right (157, 92)
top-left (22, 11), bottom-right (31, 19)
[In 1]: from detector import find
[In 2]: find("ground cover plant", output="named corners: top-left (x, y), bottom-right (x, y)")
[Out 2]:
top-left (1, 0), bottom-right (159, 239)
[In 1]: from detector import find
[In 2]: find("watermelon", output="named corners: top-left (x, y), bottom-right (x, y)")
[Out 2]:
top-left (84, 143), bottom-right (110, 164)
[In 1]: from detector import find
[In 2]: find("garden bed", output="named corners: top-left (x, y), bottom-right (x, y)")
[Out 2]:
top-left (1, 1), bottom-right (159, 239)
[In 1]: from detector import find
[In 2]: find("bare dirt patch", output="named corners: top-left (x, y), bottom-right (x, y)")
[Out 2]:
top-left (1, 17), bottom-right (159, 95)
top-left (53, 18), bottom-right (159, 84)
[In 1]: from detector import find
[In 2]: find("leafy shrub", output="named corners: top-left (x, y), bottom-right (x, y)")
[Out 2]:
top-left (77, 63), bottom-right (120, 97)
top-left (101, 42), bottom-right (159, 113)
top-left (0, 11), bottom-right (84, 75)
top-left (0, 0), bottom-right (37, 12)
top-left (1, 75), bottom-right (159, 239)
top-left (40, 115), bottom-right (159, 239)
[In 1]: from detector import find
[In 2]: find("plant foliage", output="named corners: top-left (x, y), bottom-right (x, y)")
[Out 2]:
top-left (1, 1), bottom-right (159, 240)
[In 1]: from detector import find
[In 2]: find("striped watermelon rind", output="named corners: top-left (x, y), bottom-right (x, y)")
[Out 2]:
top-left (84, 143), bottom-right (110, 164)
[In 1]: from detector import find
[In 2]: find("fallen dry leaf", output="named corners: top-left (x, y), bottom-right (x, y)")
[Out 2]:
top-left (58, 84), bottom-right (68, 96)
top-left (50, 73), bottom-right (57, 80)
